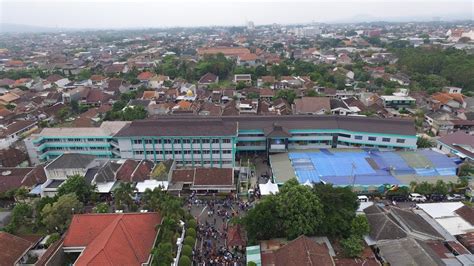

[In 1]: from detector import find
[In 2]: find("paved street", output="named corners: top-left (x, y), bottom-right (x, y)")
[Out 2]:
top-left (188, 196), bottom-right (249, 265)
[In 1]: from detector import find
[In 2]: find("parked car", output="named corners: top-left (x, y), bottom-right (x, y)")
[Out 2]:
top-left (447, 194), bottom-right (464, 201)
top-left (429, 194), bottom-right (445, 202)
top-left (357, 195), bottom-right (369, 203)
top-left (409, 193), bottom-right (427, 202)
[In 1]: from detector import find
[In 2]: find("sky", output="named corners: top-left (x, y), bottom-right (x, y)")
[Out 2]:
top-left (0, 0), bottom-right (473, 29)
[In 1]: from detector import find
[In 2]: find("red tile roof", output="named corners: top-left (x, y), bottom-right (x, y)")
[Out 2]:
top-left (273, 235), bottom-right (334, 266)
top-left (193, 168), bottom-right (233, 186)
top-left (137, 71), bottom-right (154, 81)
top-left (0, 232), bottom-right (33, 265)
top-left (63, 213), bottom-right (161, 266)
top-left (131, 160), bottom-right (154, 182)
top-left (115, 159), bottom-right (139, 182)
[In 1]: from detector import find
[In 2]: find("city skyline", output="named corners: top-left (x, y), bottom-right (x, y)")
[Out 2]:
top-left (1, 0), bottom-right (472, 31)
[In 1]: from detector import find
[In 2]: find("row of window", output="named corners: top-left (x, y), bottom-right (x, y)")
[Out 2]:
top-left (133, 149), bottom-right (233, 155)
top-left (340, 134), bottom-right (406, 144)
top-left (132, 138), bottom-right (232, 145)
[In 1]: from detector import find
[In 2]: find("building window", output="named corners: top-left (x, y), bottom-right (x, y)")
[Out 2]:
top-left (202, 139), bottom-right (210, 144)
top-left (382, 138), bottom-right (390, 142)
top-left (222, 139), bottom-right (231, 143)
top-left (368, 137), bottom-right (376, 141)
top-left (396, 139), bottom-right (405, 143)
top-left (355, 136), bottom-right (363, 140)
top-left (339, 133), bottom-right (351, 138)
top-left (212, 139), bottom-right (220, 144)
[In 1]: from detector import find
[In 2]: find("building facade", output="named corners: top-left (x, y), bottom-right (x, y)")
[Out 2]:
top-left (25, 116), bottom-right (417, 167)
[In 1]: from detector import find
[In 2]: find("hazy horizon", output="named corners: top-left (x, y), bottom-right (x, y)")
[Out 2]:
top-left (0, 0), bottom-right (473, 30)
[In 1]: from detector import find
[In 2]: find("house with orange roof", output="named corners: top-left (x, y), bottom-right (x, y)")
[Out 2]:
top-left (137, 71), bottom-right (154, 81)
top-left (237, 53), bottom-right (259, 66)
top-left (197, 47), bottom-right (250, 58)
top-left (431, 92), bottom-right (466, 113)
top-left (62, 213), bottom-right (161, 266)
top-left (142, 90), bottom-right (158, 100)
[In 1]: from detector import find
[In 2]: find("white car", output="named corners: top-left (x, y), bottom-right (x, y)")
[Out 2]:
top-left (447, 194), bottom-right (464, 201)
top-left (357, 195), bottom-right (369, 203)
top-left (409, 193), bottom-right (427, 202)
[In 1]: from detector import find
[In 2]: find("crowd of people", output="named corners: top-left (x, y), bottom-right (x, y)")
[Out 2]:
top-left (187, 194), bottom-right (250, 265)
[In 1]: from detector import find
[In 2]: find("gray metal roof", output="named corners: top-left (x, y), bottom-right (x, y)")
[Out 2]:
top-left (45, 153), bottom-right (96, 170)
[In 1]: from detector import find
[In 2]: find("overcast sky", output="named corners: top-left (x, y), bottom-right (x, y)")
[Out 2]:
top-left (1, 0), bottom-right (473, 29)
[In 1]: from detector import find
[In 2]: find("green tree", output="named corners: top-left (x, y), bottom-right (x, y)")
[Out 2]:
top-left (94, 202), bottom-right (109, 213)
top-left (77, 69), bottom-right (91, 80)
top-left (113, 182), bottom-right (137, 210)
top-left (183, 236), bottom-right (195, 246)
top-left (186, 228), bottom-right (196, 238)
top-left (350, 216), bottom-right (370, 237)
top-left (274, 89), bottom-right (297, 104)
top-left (417, 136), bottom-right (434, 148)
top-left (181, 245), bottom-right (193, 257)
top-left (243, 195), bottom-right (283, 244)
top-left (414, 181), bottom-right (434, 195)
top-left (278, 179), bottom-right (324, 239)
top-left (41, 193), bottom-right (83, 233)
top-left (153, 242), bottom-right (174, 265)
top-left (57, 175), bottom-right (96, 203)
top-left (433, 180), bottom-right (449, 195)
top-left (312, 184), bottom-right (358, 237)
top-left (45, 232), bottom-right (60, 247)
top-left (459, 163), bottom-right (474, 177)
top-left (341, 235), bottom-right (364, 258)
top-left (236, 81), bottom-right (247, 90)
top-left (14, 187), bottom-right (29, 203)
top-left (178, 255), bottom-right (191, 266)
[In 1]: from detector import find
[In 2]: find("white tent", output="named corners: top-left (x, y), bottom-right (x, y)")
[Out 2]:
top-left (259, 180), bottom-right (279, 195)
top-left (135, 180), bottom-right (169, 193)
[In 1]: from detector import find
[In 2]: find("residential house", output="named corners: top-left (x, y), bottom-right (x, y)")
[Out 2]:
top-left (0, 120), bottom-right (37, 150)
top-left (62, 213), bottom-right (161, 266)
top-left (234, 74), bottom-right (252, 84)
top-left (0, 166), bottom-right (46, 194)
top-left (431, 92), bottom-right (466, 113)
top-left (381, 95), bottom-right (416, 109)
top-left (237, 53), bottom-right (259, 67)
top-left (198, 73), bottom-right (219, 86)
top-left (390, 73), bottom-right (411, 86)
top-left (437, 131), bottom-right (474, 161)
top-left (168, 168), bottom-right (235, 194)
top-left (330, 98), bottom-right (360, 116)
top-left (0, 232), bottom-right (38, 266)
top-left (293, 97), bottom-right (331, 115)
top-left (41, 153), bottom-right (99, 197)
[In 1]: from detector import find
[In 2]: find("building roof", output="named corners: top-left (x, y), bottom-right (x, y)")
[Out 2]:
top-left (364, 205), bottom-right (408, 241)
top-left (171, 169), bottom-right (195, 183)
top-left (198, 73), bottom-right (218, 84)
top-left (137, 71), bottom-right (154, 81)
top-left (36, 121), bottom-right (128, 137)
top-left (45, 153), bottom-right (96, 170)
top-left (438, 131), bottom-right (474, 151)
top-left (377, 238), bottom-right (444, 266)
top-left (131, 160), bottom-right (154, 182)
top-left (294, 97), bottom-right (331, 114)
top-left (0, 232), bottom-right (34, 265)
top-left (273, 235), bottom-right (334, 266)
top-left (0, 167), bottom-right (46, 193)
top-left (115, 159), bottom-right (139, 182)
top-left (114, 119), bottom-right (237, 137)
top-left (0, 120), bottom-right (36, 138)
top-left (193, 168), bottom-right (233, 186)
top-left (63, 213), bottom-right (160, 266)
top-left (115, 115), bottom-right (416, 137)
top-left (197, 47), bottom-right (250, 56)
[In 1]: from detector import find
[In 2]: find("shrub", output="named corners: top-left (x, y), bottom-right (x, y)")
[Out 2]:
top-left (341, 235), bottom-right (364, 258)
top-left (178, 255), bottom-right (191, 266)
top-left (187, 219), bottom-right (197, 229)
top-left (181, 244), bottom-right (193, 257)
top-left (183, 236), bottom-right (195, 246)
top-left (186, 228), bottom-right (196, 238)
top-left (46, 233), bottom-right (60, 247)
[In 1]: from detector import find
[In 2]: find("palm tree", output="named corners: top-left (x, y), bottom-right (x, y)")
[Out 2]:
top-left (113, 182), bottom-right (137, 211)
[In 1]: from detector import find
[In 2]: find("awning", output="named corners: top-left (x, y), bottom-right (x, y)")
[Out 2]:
top-left (135, 180), bottom-right (168, 193)
top-left (96, 181), bottom-right (116, 193)
top-left (258, 180), bottom-right (279, 195)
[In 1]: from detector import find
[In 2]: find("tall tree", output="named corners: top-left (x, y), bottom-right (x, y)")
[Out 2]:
top-left (278, 179), bottom-right (324, 240)
top-left (243, 195), bottom-right (283, 244)
top-left (312, 184), bottom-right (359, 237)
top-left (57, 175), bottom-right (96, 203)
top-left (41, 193), bottom-right (83, 233)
